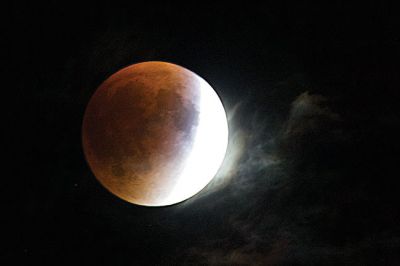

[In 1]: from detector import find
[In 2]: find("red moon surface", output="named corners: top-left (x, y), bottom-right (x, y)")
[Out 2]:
top-left (82, 62), bottom-right (228, 206)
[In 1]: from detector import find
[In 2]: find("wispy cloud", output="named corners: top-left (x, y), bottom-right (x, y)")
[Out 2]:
top-left (178, 91), bottom-right (350, 265)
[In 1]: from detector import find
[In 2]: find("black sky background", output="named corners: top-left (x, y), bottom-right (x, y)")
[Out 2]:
top-left (5, 2), bottom-right (400, 265)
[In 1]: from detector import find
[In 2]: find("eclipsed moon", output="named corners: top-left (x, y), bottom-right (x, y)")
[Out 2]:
top-left (82, 61), bottom-right (228, 206)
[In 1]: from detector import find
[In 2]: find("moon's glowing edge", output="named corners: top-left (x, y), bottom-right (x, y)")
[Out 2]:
top-left (158, 76), bottom-right (229, 206)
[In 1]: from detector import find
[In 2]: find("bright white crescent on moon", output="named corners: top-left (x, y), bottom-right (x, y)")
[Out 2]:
top-left (82, 61), bottom-right (228, 206)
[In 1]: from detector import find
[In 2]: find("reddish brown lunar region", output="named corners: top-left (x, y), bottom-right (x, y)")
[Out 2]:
top-left (82, 62), bottom-right (212, 206)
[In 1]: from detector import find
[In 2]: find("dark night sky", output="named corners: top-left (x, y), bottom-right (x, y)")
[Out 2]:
top-left (6, 2), bottom-right (400, 265)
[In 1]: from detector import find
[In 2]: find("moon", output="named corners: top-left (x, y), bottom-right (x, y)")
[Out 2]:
top-left (82, 61), bottom-right (228, 206)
